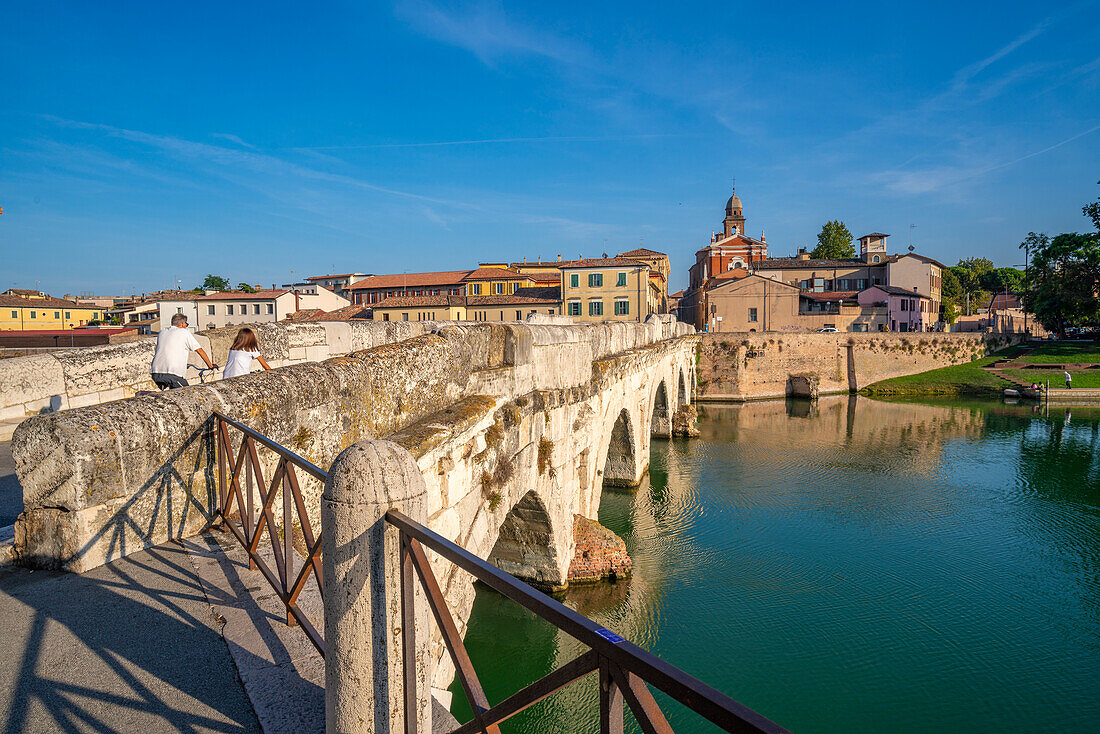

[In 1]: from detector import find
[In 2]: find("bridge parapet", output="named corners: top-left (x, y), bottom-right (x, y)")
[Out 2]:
top-left (11, 320), bottom-right (696, 572)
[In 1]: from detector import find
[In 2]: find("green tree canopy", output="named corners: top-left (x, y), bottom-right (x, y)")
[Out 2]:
top-left (957, 257), bottom-right (994, 274)
top-left (1021, 227), bottom-right (1100, 336)
top-left (200, 274), bottom-right (231, 291)
top-left (810, 220), bottom-right (855, 259)
top-left (941, 268), bottom-right (962, 304)
top-left (980, 267), bottom-right (1024, 294)
top-left (1083, 180), bottom-right (1100, 231)
top-left (237, 282), bottom-right (257, 293)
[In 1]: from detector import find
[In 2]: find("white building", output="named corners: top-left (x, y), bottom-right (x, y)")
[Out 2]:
top-left (195, 287), bottom-right (349, 330)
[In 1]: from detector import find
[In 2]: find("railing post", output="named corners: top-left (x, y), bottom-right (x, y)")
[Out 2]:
top-left (599, 656), bottom-right (624, 734)
top-left (216, 417), bottom-right (226, 522)
top-left (400, 533), bottom-right (418, 734)
top-left (322, 440), bottom-right (432, 734)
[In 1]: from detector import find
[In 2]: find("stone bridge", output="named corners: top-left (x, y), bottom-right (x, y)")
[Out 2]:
top-left (11, 317), bottom-right (695, 579)
top-left (10, 317), bottom-right (698, 726)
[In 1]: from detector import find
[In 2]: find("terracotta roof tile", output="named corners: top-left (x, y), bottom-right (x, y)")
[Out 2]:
top-left (559, 258), bottom-right (649, 269)
top-left (347, 271), bottom-right (472, 290)
top-left (195, 290), bottom-right (289, 300)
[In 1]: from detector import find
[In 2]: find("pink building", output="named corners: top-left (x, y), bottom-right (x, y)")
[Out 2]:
top-left (858, 285), bottom-right (933, 332)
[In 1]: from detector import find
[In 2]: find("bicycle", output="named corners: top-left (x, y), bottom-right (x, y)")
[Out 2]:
top-left (188, 364), bottom-right (220, 385)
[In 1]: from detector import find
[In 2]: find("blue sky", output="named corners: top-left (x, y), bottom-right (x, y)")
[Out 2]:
top-left (3, 1), bottom-right (1099, 296)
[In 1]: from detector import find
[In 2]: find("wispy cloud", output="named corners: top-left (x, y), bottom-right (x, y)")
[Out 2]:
top-left (872, 123), bottom-right (1100, 194)
top-left (211, 132), bottom-right (257, 149)
top-left (42, 115), bottom-right (462, 207)
top-left (950, 18), bottom-right (1052, 92)
top-left (394, 0), bottom-right (592, 68)
top-left (294, 133), bottom-right (674, 151)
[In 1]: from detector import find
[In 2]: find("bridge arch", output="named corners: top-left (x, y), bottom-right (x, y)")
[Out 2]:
top-left (677, 368), bottom-right (688, 406)
top-left (486, 489), bottom-right (567, 589)
top-left (650, 379), bottom-right (671, 438)
top-left (602, 407), bottom-right (642, 488)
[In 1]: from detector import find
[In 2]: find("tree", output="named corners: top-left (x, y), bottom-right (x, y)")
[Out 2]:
top-left (1021, 226), bottom-right (1100, 337)
top-left (980, 267), bottom-right (1024, 294)
top-left (200, 274), bottom-right (231, 291)
top-left (811, 220), bottom-right (855, 259)
top-left (943, 302), bottom-right (961, 325)
top-left (941, 267), bottom-right (962, 304)
top-left (957, 257), bottom-right (994, 275)
top-left (1084, 180), bottom-right (1100, 231)
top-left (237, 282), bottom-right (256, 293)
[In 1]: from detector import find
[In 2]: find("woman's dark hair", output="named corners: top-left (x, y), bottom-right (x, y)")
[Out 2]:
top-left (230, 327), bottom-right (259, 352)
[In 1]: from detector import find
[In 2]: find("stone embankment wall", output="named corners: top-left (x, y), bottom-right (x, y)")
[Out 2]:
top-left (697, 332), bottom-right (1021, 401)
top-left (0, 321), bottom-right (442, 428)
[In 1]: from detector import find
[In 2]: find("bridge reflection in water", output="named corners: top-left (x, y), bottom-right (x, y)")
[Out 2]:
top-left (454, 396), bottom-right (1100, 733)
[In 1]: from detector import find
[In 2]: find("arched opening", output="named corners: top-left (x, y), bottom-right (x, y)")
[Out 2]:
top-left (487, 490), bottom-right (563, 589)
top-left (651, 381), bottom-right (671, 437)
top-left (603, 409), bottom-right (639, 487)
top-left (678, 370), bottom-right (687, 406)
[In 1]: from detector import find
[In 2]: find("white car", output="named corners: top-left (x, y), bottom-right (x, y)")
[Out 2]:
top-left (817, 326), bottom-right (839, 333)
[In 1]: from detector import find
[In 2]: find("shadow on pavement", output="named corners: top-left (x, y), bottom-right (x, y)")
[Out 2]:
top-left (0, 542), bottom-right (262, 733)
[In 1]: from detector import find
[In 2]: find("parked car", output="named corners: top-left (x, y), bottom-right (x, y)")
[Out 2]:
top-left (817, 326), bottom-right (839, 333)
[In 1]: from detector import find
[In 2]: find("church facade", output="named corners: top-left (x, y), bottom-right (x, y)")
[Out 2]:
top-left (680, 188), bottom-right (770, 330)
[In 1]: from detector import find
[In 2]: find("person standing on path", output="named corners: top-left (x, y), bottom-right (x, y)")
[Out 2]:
top-left (150, 313), bottom-right (216, 389)
top-left (222, 327), bottom-right (272, 379)
top-left (1064, 370), bottom-right (1072, 389)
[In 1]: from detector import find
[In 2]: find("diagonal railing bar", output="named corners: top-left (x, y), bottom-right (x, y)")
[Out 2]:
top-left (613, 661), bottom-right (674, 734)
top-left (386, 509), bottom-right (791, 734)
top-left (447, 650), bottom-right (599, 734)
top-left (210, 416), bottom-right (788, 733)
top-left (217, 421), bottom-right (249, 521)
top-left (212, 412), bottom-right (326, 656)
top-left (404, 535), bottom-right (500, 734)
top-left (285, 465), bottom-right (323, 597)
top-left (245, 446), bottom-right (288, 589)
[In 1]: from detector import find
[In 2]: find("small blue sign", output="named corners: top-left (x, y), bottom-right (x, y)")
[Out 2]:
top-left (595, 628), bottom-right (626, 644)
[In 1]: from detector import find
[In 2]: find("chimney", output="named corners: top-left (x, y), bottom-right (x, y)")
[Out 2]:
top-left (557, 254), bottom-right (562, 262)
top-left (272, 284), bottom-right (276, 290)
top-left (797, 248), bottom-right (810, 262)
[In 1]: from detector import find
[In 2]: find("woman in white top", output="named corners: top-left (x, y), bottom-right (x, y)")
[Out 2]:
top-left (222, 328), bottom-right (272, 379)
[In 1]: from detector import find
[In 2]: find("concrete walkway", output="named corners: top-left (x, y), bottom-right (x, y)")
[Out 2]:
top-left (0, 542), bottom-right (261, 733)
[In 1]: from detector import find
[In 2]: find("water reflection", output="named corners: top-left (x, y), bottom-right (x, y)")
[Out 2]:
top-left (453, 397), bottom-right (1100, 733)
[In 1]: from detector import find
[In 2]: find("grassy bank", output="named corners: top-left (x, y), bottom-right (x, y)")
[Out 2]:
top-left (862, 341), bottom-right (1100, 396)
top-left (861, 353), bottom-right (1012, 396)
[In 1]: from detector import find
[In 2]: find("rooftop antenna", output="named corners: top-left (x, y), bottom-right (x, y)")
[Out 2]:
top-left (909, 224), bottom-right (916, 251)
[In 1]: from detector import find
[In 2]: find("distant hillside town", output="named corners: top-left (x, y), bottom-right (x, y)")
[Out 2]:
top-left (2, 187), bottom-right (1038, 347)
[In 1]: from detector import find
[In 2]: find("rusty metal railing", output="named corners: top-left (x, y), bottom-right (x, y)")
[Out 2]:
top-left (211, 414), bottom-right (788, 733)
top-left (387, 510), bottom-right (790, 734)
top-left (212, 411), bottom-right (325, 654)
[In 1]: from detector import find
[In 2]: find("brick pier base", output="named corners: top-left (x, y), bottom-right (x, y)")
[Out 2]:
top-left (567, 514), bottom-right (632, 585)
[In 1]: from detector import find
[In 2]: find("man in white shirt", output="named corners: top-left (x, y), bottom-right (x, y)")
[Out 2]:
top-left (150, 313), bottom-right (216, 389)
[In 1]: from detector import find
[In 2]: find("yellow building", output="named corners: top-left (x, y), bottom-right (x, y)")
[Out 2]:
top-left (560, 258), bottom-right (656, 323)
top-left (0, 291), bottom-right (104, 331)
top-left (616, 248), bottom-right (671, 312)
top-left (369, 292), bottom-right (561, 322)
top-left (370, 295), bottom-right (468, 322)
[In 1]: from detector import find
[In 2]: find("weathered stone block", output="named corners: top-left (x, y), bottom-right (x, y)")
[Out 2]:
top-left (0, 353), bottom-right (65, 408)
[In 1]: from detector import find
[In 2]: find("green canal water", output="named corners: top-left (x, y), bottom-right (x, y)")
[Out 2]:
top-left (451, 396), bottom-right (1100, 733)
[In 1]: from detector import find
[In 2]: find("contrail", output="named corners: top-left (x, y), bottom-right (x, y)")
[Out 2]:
top-left (294, 133), bottom-right (675, 151)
